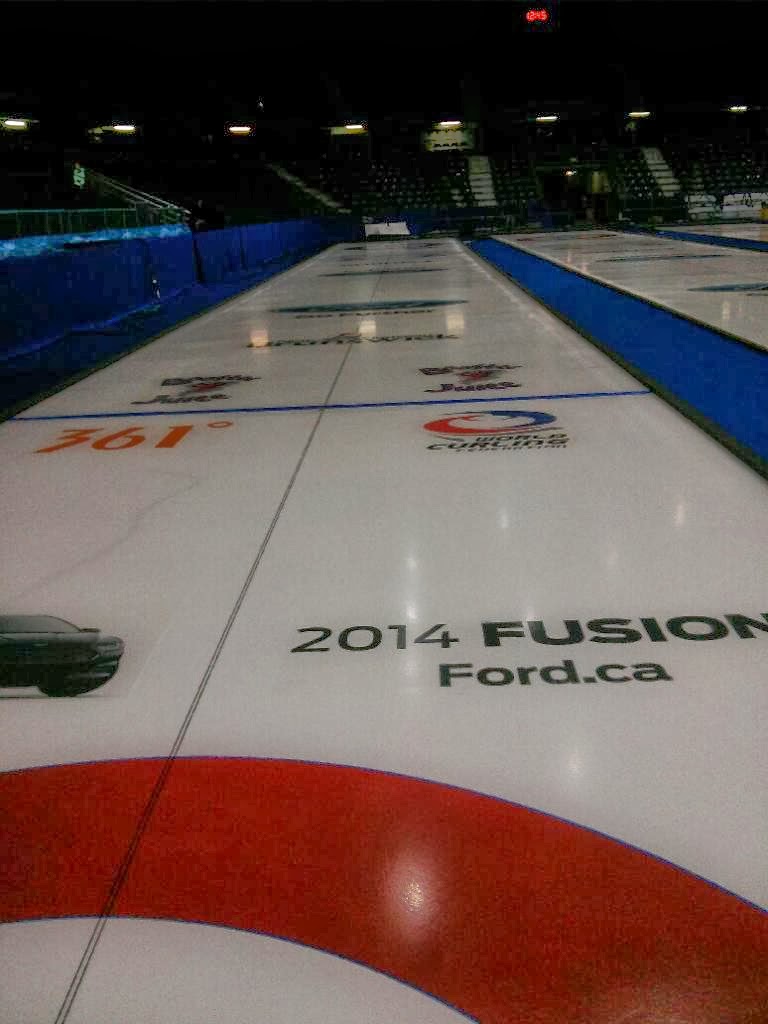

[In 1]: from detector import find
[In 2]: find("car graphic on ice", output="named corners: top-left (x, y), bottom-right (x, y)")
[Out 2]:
top-left (0, 616), bottom-right (124, 697)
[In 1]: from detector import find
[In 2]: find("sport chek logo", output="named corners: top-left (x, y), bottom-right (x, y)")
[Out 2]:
top-left (420, 363), bottom-right (521, 393)
top-left (132, 375), bottom-right (259, 406)
top-left (261, 332), bottom-right (457, 348)
top-left (423, 410), bottom-right (569, 452)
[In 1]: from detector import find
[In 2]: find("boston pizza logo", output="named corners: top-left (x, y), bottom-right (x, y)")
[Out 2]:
top-left (420, 363), bottom-right (521, 393)
top-left (423, 410), bottom-right (568, 452)
top-left (132, 375), bottom-right (259, 406)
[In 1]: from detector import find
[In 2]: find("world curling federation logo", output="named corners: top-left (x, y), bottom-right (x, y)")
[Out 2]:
top-left (423, 410), bottom-right (569, 452)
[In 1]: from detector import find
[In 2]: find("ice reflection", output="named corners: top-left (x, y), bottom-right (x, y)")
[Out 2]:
top-left (358, 317), bottom-right (377, 339)
top-left (388, 846), bottom-right (436, 938)
top-left (403, 880), bottom-right (425, 910)
top-left (445, 310), bottom-right (465, 335)
top-left (248, 328), bottom-right (270, 348)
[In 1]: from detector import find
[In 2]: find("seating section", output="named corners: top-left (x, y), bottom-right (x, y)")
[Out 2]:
top-left (610, 150), bottom-right (664, 205)
top-left (490, 155), bottom-right (539, 212)
top-left (88, 153), bottom-right (330, 224)
top-left (0, 145), bottom-right (95, 211)
top-left (288, 153), bottom-right (474, 214)
top-left (6, 136), bottom-right (768, 238)
top-left (666, 143), bottom-right (768, 197)
top-left (664, 144), bottom-right (768, 221)
top-left (0, 142), bottom-right (330, 229)
top-left (607, 149), bottom-right (690, 222)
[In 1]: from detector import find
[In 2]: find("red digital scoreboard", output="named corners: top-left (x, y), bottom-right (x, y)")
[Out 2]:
top-left (523, 3), bottom-right (556, 31)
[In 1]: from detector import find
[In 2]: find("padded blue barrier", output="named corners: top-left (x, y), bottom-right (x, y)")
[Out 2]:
top-left (653, 227), bottom-right (768, 253)
top-left (0, 239), bottom-right (156, 359)
top-left (142, 233), bottom-right (198, 297)
top-left (241, 223), bottom-right (278, 267)
top-left (193, 227), bottom-right (245, 284)
top-left (469, 238), bottom-right (768, 473)
top-left (1, 216), bottom-right (361, 414)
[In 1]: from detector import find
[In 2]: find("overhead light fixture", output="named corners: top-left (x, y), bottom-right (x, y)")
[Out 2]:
top-left (438, 120), bottom-right (461, 128)
top-left (535, 115), bottom-right (558, 123)
top-left (330, 124), bottom-right (366, 135)
top-left (564, 169), bottom-right (576, 177)
top-left (728, 105), bottom-right (748, 113)
top-left (228, 125), bottom-right (252, 134)
top-left (2, 118), bottom-right (29, 129)
top-left (111, 124), bottom-right (137, 133)
top-left (627, 111), bottom-right (651, 119)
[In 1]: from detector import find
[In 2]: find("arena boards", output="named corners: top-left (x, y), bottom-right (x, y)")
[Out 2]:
top-left (2, 239), bottom-right (767, 1023)
top-left (671, 222), bottom-right (768, 243)
top-left (496, 228), bottom-right (768, 352)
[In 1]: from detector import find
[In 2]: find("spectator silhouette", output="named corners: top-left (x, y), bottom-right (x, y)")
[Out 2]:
top-left (190, 199), bottom-right (209, 232)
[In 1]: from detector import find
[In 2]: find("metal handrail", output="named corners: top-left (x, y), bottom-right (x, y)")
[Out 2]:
top-left (85, 169), bottom-right (188, 214)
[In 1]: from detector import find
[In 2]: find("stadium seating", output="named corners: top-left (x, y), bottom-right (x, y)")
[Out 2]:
top-left (0, 145), bottom-right (91, 211)
top-left (666, 143), bottom-right (768, 197)
top-left (610, 149), bottom-right (663, 206)
top-left (286, 153), bottom-right (474, 215)
top-left (489, 154), bottom-right (539, 214)
top-left (86, 152), bottom-right (330, 224)
top-left (664, 144), bottom-right (768, 221)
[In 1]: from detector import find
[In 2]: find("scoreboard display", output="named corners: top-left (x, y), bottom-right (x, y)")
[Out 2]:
top-left (522, 2), bottom-right (557, 31)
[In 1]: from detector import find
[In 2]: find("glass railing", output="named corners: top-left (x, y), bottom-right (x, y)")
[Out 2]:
top-left (0, 206), bottom-right (182, 240)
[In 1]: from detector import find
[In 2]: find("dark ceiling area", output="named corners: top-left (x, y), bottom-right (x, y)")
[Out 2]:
top-left (2, 1), bottom-right (767, 129)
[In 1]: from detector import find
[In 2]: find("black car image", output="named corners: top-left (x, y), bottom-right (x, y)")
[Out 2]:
top-left (0, 616), bottom-right (124, 697)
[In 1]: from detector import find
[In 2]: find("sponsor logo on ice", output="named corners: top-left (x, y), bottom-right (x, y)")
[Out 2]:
top-left (420, 363), bottom-right (521, 393)
top-left (257, 332), bottom-right (457, 348)
top-left (275, 299), bottom-right (466, 318)
top-left (132, 374), bottom-right (259, 405)
top-left (423, 409), bottom-right (568, 452)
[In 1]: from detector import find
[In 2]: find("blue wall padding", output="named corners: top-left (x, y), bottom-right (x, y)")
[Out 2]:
top-left (470, 238), bottom-right (768, 469)
top-left (193, 228), bottom-right (245, 283)
top-left (1, 240), bottom-right (156, 358)
top-left (1, 216), bottom-right (361, 413)
top-left (241, 223), bottom-right (278, 266)
top-left (143, 234), bottom-right (198, 295)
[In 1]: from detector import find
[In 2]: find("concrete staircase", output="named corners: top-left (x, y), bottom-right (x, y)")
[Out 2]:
top-left (641, 147), bottom-right (681, 197)
top-left (467, 154), bottom-right (497, 207)
top-left (266, 163), bottom-right (350, 214)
